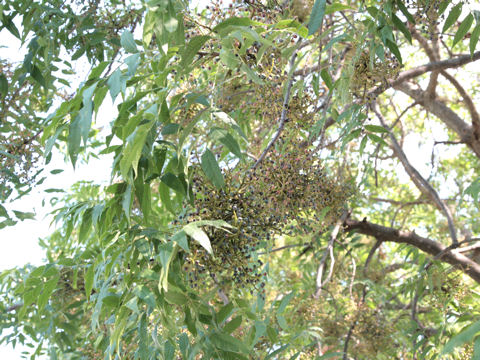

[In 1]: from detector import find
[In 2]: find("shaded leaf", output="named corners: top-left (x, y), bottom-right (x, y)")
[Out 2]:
top-left (201, 149), bottom-right (225, 189)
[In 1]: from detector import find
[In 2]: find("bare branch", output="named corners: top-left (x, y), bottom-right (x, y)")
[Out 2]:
top-left (314, 211), bottom-right (349, 298)
top-left (439, 70), bottom-right (480, 136)
top-left (344, 218), bottom-right (480, 283)
top-left (371, 102), bottom-right (458, 244)
top-left (394, 81), bottom-right (480, 158)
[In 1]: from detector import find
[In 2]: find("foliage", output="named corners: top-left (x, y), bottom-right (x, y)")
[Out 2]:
top-left (1, 0), bottom-right (480, 359)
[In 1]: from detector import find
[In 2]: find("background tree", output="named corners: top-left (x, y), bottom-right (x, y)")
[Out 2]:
top-left (1, 0), bottom-right (480, 358)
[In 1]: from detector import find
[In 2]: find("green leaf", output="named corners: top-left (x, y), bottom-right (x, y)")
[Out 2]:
top-left (473, 336), bottom-right (480, 359)
top-left (38, 275), bottom-right (59, 311)
top-left (442, 3), bottom-right (462, 33)
top-left (470, 25), bottom-right (480, 57)
top-left (465, 178), bottom-right (480, 202)
top-left (161, 172), bottom-right (186, 196)
top-left (320, 69), bottom-right (333, 90)
top-left (365, 124), bottom-right (388, 133)
top-left (85, 264), bottom-right (95, 301)
top-left (277, 291), bottom-right (295, 315)
top-left (224, 316), bottom-right (242, 333)
top-left (441, 320), bottom-right (480, 355)
top-left (164, 0), bottom-right (179, 33)
top-left (359, 135), bottom-right (368, 154)
top-left (121, 30), bottom-right (138, 53)
top-left (216, 302), bottom-right (234, 324)
top-left (79, 83), bottom-right (97, 146)
top-left (12, 210), bottom-right (35, 220)
top-left (385, 38), bottom-right (402, 63)
top-left (2, 15), bottom-right (21, 39)
top-left (392, 14), bottom-right (412, 44)
top-left (325, 3), bottom-right (354, 15)
top-left (164, 340), bottom-right (175, 360)
top-left (68, 115), bottom-right (82, 167)
top-left (31, 65), bottom-right (46, 88)
top-left (396, 0), bottom-right (415, 24)
top-left (213, 17), bottom-right (261, 33)
top-left (367, 133), bottom-right (388, 147)
top-left (210, 128), bottom-right (243, 159)
top-left (210, 332), bottom-right (248, 354)
top-left (0, 73), bottom-right (8, 97)
top-left (183, 223), bottom-right (213, 255)
top-left (107, 68), bottom-right (125, 102)
top-left (453, 13), bottom-right (474, 47)
top-left (308, 0), bottom-right (327, 36)
top-left (201, 149), bottom-right (225, 189)
top-left (120, 121), bottom-right (154, 179)
top-left (181, 35), bottom-right (210, 68)
top-left (164, 290), bottom-right (188, 305)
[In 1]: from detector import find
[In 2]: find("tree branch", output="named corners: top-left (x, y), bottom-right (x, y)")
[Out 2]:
top-left (344, 218), bottom-right (480, 283)
top-left (394, 81), bottom-right (480, 158)
top-left (371, 102), bottom-right (458, 244)
top-left (252, 41), bottom-right (300, 169)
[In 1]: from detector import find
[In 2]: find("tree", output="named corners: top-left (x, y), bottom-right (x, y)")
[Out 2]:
top-left (1, 0), bottom-right (480, 358)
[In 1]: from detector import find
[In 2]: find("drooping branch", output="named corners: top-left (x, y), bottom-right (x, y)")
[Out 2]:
top-left (371, 102), bottom-right (458, 244)
top-left (344, 218), bottom-right (480, 284)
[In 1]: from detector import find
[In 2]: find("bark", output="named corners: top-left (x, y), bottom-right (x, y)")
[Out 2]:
top-left (344, 218), bottom-right (480, 284)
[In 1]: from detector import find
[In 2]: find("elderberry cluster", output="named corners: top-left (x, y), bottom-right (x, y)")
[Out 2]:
top-left (183, 139), bottom-right (353, 292)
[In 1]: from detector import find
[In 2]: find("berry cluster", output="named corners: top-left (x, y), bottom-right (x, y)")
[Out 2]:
top-left (349, 50), bottom-right (401, 102)
top-left (182, 138), bottom-right (353, 292)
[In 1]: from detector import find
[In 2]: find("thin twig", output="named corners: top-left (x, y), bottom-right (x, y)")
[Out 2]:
top-left (314, 210), bottom-right (349, 298)
top-left (371, 102), bottom-right (458, 244)
top-left (252, 41), bottom-right (301, 169)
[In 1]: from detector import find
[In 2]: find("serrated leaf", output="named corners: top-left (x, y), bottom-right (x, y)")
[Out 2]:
top-left (121, 30), bottom-right (138, 53)
top-left (453, 13), bottom-right (474, 47)
top-left (442, 3), bottom-right (462, 33)
top-left (201, 149), bottom-right (225, 189)
top-left (38, 275), bottom-right (59, 312)
top-left (308, 0), bottom-right (327, 36)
